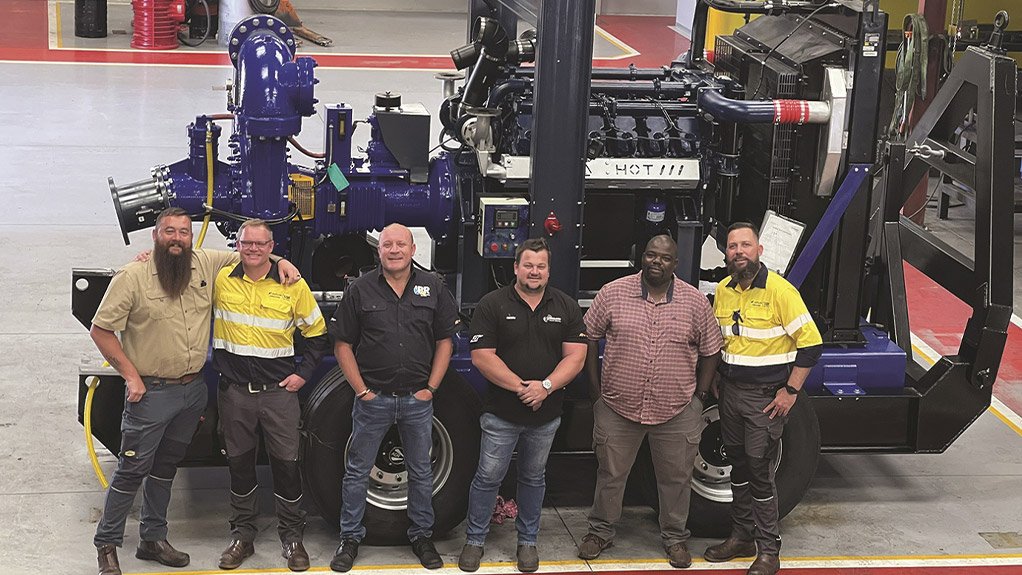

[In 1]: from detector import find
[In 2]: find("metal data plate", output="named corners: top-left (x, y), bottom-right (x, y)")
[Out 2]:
top-left (500, 156), bottom-right (700, 189)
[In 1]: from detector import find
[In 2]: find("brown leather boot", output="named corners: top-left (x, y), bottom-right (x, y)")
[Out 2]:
top-left (283, 540), bottom-right (310, 572)
top-left (703, 536), bottom-right (757, 562)
top-left (219, 539), bottom-right (255, 570)
top-left (97, 545), bottom-right (121, 575)
top-left (136, 539), bottom-right (190, 567)
top-left (747, 554), bottom-right (780, 575)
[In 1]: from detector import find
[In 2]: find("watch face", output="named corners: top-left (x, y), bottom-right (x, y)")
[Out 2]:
top-left (542, 379), bottom-right (552, 390)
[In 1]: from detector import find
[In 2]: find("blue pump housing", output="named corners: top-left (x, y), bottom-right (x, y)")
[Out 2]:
top-left (112, 14), bottom-right (456, 254)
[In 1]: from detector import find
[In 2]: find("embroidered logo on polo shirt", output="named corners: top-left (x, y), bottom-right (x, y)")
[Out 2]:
top-left (470, 334), bottom-right (483, 343)
top-left (505, 314), bottom-right (517, 320)
top-left (412, 285), bottom-right (431, 297)
top-left (542, 314), bottom-right (562, 323)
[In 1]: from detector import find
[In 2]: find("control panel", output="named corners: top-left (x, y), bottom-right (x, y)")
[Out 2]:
top-left (477, 197), bottom-right (529, 258)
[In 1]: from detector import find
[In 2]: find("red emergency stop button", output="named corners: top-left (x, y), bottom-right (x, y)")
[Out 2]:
top-left (490, 242), bottom-right (499, 252)
top-left (544, 211), bottom-right (562, 236)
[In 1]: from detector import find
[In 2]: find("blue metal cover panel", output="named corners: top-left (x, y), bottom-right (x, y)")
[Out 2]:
top-left (804, 326), bottom-right (907, 395)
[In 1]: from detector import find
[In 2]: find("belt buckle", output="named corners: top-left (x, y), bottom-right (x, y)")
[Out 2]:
top-left (248, 382), bottom-right (261, 394)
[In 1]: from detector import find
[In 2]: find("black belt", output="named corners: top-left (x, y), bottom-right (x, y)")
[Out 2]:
top-left (223, 378), bottom-right (278, 393)
top-left (370, 388), bottom-right (423, 397)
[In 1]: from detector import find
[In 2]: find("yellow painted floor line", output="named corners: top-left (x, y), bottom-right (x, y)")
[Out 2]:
top-left (594, 25), bottom-right (640, 59)
top-left (123, 551), bottom-right (1022, 575)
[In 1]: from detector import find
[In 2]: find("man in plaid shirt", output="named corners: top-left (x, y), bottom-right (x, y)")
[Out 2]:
top-left (578, 234), bottom-right (722, 569)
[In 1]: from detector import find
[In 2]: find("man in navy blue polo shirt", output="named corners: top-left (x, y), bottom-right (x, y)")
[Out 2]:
top-left (328, 224), bottom-right (460, 573)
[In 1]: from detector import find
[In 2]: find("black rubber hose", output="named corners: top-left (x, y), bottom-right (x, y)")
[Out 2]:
top-left (460, 17), bottom-right (511, 108)
top-left (178, 0), bottom-right (210, 48)
top-left (486, 78), bottom-right (531, 108)
top-left (697, 89), bottom-right (776, 123)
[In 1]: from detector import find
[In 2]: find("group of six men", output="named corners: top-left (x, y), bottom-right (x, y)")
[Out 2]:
top-left (90, 207), bottom-right (821, 575)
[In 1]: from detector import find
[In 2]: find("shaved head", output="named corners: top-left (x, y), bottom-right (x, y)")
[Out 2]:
top-left (381, 223), bottom-right (414, 244)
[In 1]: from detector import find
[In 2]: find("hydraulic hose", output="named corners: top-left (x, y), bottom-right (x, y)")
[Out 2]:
top-left (195, 124), bottom-right (215, 249)
top-left (288, 136), bottom-right (326, 159)
top-left (85, 372), bottom-right (109, 488)
top-left (697, 88), bottom-right (830, 124)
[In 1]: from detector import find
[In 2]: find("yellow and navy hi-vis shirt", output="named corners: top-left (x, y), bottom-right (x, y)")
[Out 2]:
top-left (713, 264), bottom-right (823, 385)
top-left (212, 261), bottom-right (329, 384)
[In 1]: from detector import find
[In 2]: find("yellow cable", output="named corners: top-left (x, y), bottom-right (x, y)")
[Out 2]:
top-left (195, 123), bottom-right (215, 249)
top-left (84, 374), bottom-right (109, 489)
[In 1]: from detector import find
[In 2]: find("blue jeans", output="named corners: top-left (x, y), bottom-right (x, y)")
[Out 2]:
top-left (465, 413), bottom-right (560, 547)
top-left (341, 394), bottom-right (434, 542)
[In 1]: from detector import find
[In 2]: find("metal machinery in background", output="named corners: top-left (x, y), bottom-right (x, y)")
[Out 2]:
top-left (72, 0), bottom-right (1015, 542)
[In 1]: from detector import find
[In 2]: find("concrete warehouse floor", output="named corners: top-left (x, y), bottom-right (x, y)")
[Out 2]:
top-left (2, 2), bottom-right (1022, 574)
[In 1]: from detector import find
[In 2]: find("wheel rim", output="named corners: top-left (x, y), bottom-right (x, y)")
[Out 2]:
top-left (691, 403), bottom-right (782, 503)
top-left (345, 416), bottom-right (455, 511)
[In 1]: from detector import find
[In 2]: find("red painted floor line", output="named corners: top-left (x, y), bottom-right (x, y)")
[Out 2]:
top-left (904, 262), bottom-right (1022, 419)
top-left (1, 2), bottom-right (688, 69)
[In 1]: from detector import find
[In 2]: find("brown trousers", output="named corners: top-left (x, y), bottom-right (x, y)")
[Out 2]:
top-left (587, 397), bottom-right (704, 547)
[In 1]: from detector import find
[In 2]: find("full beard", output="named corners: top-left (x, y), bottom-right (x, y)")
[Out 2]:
top-left (727, 259), bottom-right (761, 283)
top-left (153, 243), bottom-right (193, 298)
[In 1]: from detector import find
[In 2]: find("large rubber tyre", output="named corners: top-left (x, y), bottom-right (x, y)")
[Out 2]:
top-left (301, 366), bottom-right (481, 545)
top-left (635, 394), bottom-right (820, 538)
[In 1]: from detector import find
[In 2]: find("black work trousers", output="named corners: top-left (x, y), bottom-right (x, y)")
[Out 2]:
top-left (719, 377), bottom-right (787, 556)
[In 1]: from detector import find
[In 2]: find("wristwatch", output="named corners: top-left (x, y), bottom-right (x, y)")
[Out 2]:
top-left (541, 378), bottom-right (553, 391)
top-left (782, 384), bottom-right (800, 396)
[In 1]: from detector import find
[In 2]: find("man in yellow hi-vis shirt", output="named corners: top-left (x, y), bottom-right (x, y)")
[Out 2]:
top-left (212, 219), bottom-right (329, 572)
top-left (706, 222), bottom-right (822, 575)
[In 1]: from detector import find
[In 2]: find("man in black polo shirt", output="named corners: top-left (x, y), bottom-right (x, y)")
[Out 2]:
top-left (457, 238), bottom-right (587, 573)
top-left (328, 224), bottom-right (460, 573)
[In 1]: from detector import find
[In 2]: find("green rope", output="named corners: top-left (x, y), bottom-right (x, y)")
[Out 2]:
top-left (888, 13), bottom-right (929, 141)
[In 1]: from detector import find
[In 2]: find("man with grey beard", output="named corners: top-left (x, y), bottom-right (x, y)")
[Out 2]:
top-left (90, 207), bottom-right (300, 575)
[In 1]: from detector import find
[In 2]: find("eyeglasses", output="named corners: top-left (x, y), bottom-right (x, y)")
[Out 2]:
top-left (238, 239), bottom-right (272, 249)
top-left (731, 310), bottom-right (742, 336)
top-left (642, 251), bottom-right (676, 264)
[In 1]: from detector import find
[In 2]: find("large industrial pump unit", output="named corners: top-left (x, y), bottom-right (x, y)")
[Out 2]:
top-left (72, 0), bottom-right (1016, 541)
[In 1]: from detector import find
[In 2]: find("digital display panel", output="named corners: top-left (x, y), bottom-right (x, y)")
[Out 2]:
top-left (494, 209), bottom-right (518, 228)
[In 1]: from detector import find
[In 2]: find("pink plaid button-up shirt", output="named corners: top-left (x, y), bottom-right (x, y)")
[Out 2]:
top-left (585, 273), bottom-right (722, 424)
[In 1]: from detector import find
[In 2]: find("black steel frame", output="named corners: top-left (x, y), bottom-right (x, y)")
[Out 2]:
top-left (828, 43), bottom-right (1016, 452)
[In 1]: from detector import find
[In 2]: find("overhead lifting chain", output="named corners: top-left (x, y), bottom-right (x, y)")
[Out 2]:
top-left (943, 0), bottom-right (966, 79)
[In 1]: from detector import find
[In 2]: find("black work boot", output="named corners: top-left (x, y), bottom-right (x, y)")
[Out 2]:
top-left (330, 538), bottom-right (359, 573)
top-left (97, 545), bottom-right (121, 575)
top-left (411, 537), bottom-right (444, 569)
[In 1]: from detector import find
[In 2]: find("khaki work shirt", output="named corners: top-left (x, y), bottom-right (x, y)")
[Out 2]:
top-left (92, 249), bottom-right (238, 378)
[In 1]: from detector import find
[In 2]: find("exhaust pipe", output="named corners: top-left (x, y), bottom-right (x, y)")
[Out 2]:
top-left (108, 167), bottom-right (172, 245)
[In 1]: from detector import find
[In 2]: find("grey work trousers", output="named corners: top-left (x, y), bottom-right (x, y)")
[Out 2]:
top-left (218, 382), bottom-right (306, 544)
top-left (94, 375), bottom-right (207, 547)
top-left (719, 378), bottom-right (787, 555)
top-left (587, 396), bottom-right (704, 547)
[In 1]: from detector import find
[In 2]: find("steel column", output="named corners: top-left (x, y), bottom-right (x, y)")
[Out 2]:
top-left (528, 0), bottom-right (596, 297)
top-left (829, 7), bottom-right (888, 341)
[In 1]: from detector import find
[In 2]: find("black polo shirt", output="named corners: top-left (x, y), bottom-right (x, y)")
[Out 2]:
top-left (330, 267), bottom-right (460, 393)
top-left (469, 285), bottom-right (586, 425)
